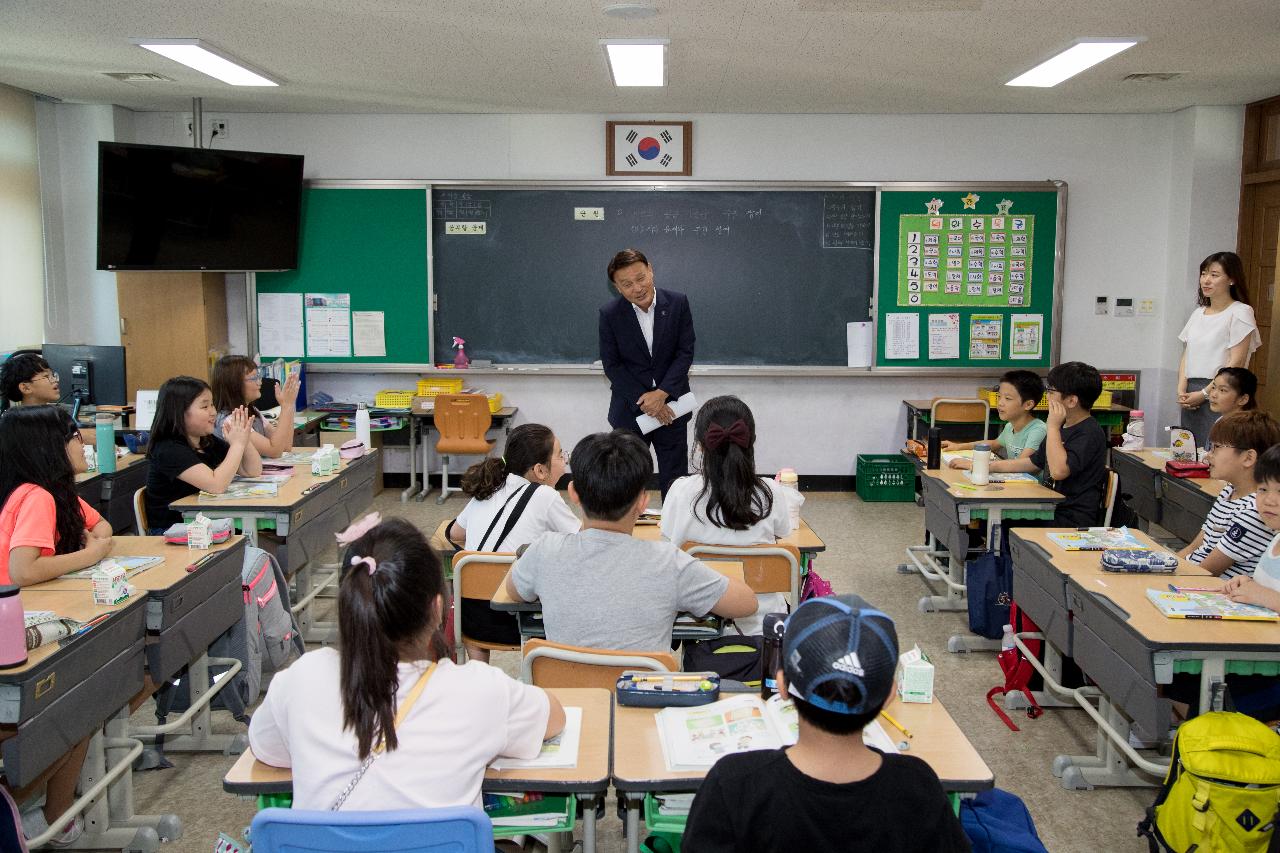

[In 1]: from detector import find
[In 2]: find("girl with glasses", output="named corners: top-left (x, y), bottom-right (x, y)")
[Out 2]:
top-left (210, 355), bottom-right (300, 459)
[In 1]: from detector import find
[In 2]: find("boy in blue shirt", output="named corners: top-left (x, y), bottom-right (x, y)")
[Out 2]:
top-left (944, 369), bottom-right (1047, 473)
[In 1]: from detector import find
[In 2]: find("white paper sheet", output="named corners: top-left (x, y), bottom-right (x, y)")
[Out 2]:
top-left (846, 321), bottom-right (873, 368)
top-left (135, 390), bottom-right (159, 431)
top-left (927, 313), bottom-right (960, 360)
top-left (636, 392), bottom-right (698, 435)
top-left (257, 292), bottom-right (305, 357)
top-left (352, 311), bottom-right (386, 357)
top-left (489, 707), bottom-right (582, 769)
top-left (304, 293), bottom-right (352, 358)
top-left (1010, 313), bottom-right (1043, 360)
top-left (884, 313), bottom-right (920, 360)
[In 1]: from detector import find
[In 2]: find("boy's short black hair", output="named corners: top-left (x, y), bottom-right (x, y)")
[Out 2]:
top-left (1, 352), bottom-right (51, 403)
top-left (569, 429), bottom-right (652, 521)
top-left (999, 370), bottom-right (1044, 406)
top-left (1256, 445), bottom-right (1280, 485)
top-left (1046, 361), bottom-right (1102, 410)
top-left (790, 683), bottom-right (882, 736)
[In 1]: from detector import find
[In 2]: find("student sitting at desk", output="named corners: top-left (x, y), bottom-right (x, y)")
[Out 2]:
top-left (1206, 366), bottom-right (1257, 421)
top-left (507, 429), bottom-right (757, 652)
top-left (144, 376), bottom-right (263, 532)
top-left (249, 515), bottom-right (564, 810)
top-left (0, 406), bottom-right (112, 585)
top-left (1178, 411), bottom-right (1280, 578)
top-left (683, 595), bottom-right (969, 852)
top-left (1000, 361), bottom-right (1108, 526)
top-left (0, 352), bottom-right (61, 410)
top-left (210, 355), bottom-right (300, 458)
top-left (446, 423), bottom-right (581, 662)
top-left (944, 369), bottom-right (1047, 474)
top-left (661, 395), bottom-right (800, 634)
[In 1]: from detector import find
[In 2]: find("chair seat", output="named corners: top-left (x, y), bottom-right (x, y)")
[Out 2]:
top-left (436, 438), bottom-right (494, 454)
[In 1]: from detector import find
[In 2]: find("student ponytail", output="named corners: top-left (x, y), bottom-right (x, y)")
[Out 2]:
top-left (461, 423), bottom-right (556, 500)
top-left (337, 516), bottom-right (447, 760)
top-left (693, 396), bottom-right (772, 531)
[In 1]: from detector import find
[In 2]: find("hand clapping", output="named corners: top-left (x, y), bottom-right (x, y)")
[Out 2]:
top-left (222, 406), bottom-right (253, 446)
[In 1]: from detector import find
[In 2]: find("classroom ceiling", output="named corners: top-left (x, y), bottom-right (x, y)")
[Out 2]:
top-left (1, 0), bottom-right (1277, 115)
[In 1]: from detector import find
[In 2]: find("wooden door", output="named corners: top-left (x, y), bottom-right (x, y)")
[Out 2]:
top-left (1237, 95), bottom-right (1280, 411)
top-left (116, 272), bottom-right (228, 404)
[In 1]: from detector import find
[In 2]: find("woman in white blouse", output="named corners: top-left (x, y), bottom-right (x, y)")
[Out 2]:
top-left (1177, 252), bottom-right (1261, 448)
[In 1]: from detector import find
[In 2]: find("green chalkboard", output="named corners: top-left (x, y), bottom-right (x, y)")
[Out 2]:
top-left (875, 187), bottom-right (1062, 369)
top-left (257, 186), bottom-right (430, 363)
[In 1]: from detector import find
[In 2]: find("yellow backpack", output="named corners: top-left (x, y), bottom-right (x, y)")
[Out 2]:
top-left (1139, 711), bottom-right (1280, 852)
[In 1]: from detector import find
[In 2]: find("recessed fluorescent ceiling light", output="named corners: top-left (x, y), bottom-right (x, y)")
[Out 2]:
top-left (601, 39), bottom-right (667, 86)
top-left (1006, 38), bottom-right (1139, 88)
top-left (132, 38), bottom-right (279, 86)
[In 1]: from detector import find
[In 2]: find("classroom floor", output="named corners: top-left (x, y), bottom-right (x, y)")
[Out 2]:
top-left (128, 489), bottom-right (1156, 853)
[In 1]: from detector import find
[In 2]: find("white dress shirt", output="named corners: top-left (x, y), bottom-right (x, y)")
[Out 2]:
top-left (632, 290), bottom-right (657, 356)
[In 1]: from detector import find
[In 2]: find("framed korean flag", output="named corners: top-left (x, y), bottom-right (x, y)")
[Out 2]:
top-left (606, 120), bottom-right (692, 176)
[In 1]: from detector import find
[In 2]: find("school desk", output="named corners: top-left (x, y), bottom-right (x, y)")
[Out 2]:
top-left (74, 451), bottom-right (149, 534)
top-left (901, 466), bottom-right (1061, 653)
top-left (222, 687), bottom-right (612, 853)
top-left (290, 409), bottom-right (328, 446)
top-left (1109, 448), bottom-right (1168, 529)
top-left (1158, 473), bottom-right (1227, 545)
top-left (611, 693), bottom-right (994, 853)
top-left (490, 562), bottom-right (747, 643)
top-left (171, 450), bottom-right (380, 642)
top-left (402, 404), bottom-right (520, 502)
top-left (903, 398), bottom-right (1132, 443)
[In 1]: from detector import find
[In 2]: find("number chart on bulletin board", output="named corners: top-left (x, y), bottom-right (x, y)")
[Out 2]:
top-left (876, 186), bottom-right (1062, 369)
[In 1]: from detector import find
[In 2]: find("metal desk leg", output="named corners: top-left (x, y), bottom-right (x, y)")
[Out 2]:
top-left (414, 422), bottom-right (433, 501)
top-left (131, 654), bottom-right (248, 755)
top-left (577, 793), bottom-right (597, 853)
top-left (401, 415), bottom-right (420, 502)
top-left (82, 708), bottom-right (182, 851)
top-left (1199, 656), bottom-right (1227, 713)
top-left (901, 532), bottom-right (968, 613)
top-left (625, 793), bottom-right (643, 853)
top-left (1003, 642), bottom-right (1078, 709)
top-left (292, 563), bottom-right (338, 644)
top-left (1057, 694), bottom-right (1164, 790)
top-left (241, 516), bottom-right (258, 548)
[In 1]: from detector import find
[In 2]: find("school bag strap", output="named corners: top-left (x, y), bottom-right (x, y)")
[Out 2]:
top-left (477, 482), bottom-right (538, 552)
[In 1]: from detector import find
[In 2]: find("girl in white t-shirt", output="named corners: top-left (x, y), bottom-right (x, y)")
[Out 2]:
top-left (661, 395), bottom-right (802, 634)
top-left (447, 423), bottom-right (580, 661)
top-left (1177, 252), bottom-right (1261, 448)
top-left (249, 515), bottom-right (564, 812)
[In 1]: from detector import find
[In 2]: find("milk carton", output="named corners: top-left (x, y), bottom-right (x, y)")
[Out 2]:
top-left (92, 561), bottom-right (131, 605)
top-left (187, 513), bottom-right (213, 550)
top-left (896, 645), bottom-right (935, 703)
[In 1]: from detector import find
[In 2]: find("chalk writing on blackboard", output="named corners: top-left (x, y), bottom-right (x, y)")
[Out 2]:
top-left (822, 193), bottom-right (874, 250)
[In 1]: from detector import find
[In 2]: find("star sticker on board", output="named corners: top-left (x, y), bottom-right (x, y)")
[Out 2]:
top-left (961, 192), bottom-right (980, 209)
top-left (996, 198), bottom-right (1014, 215)
top-left (925, 198), bottom-right (944, 215)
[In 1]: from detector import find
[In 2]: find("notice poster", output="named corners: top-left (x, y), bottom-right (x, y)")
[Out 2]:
top-left (969, 314), bottom-right (1003, 360)
top-left (898, 213), bottom-right (1034, 308)
top-left (257, 292), bottom-right (305, 358)
top-left (304, 293), bottom-right (352, 358)
top-left (927, 313), bottom-right (960, 360)
top-left (352, 311), bottom-right (386, 357)
top-left (884, 313), bottom-right (920, 360)
top-left (1010, 313), bottom-right (1043, 360)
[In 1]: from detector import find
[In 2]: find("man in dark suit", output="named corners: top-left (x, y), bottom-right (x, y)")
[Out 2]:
top-left (599, 248), bottom-right (696, 497)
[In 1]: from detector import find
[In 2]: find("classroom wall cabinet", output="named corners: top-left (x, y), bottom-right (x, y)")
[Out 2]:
top-left (116, 271), bottom-right (228, 403)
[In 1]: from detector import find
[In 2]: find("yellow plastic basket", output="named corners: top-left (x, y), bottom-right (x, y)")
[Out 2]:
top-left (417, 378), bottom-right (465, 397)
top-left (1035, 389), bottom-right (1111, 410)
top-left (488, 393), bottom-right (503, 413)
top-left (375, 390), bottom-right (415, 409)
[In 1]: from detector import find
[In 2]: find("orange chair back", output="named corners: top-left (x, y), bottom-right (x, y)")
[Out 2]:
top-left (433, 394), bottom-right (493, 455)
top-left (931, 398), bottom-right (989, 424)
top-left (522, 638), bottom-right (677, 690)
top-left (453, 550), bottom-right (516, 601)
top-left (682, 542), bottom-right (800, 595)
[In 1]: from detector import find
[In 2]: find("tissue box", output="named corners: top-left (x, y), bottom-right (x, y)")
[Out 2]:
top-left (92, 562), bottom-right (131, 605)
top-left (896, 645), bottom-right (934, 703)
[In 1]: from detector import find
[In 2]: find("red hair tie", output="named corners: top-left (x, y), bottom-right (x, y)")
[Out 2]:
top-left (704, 418), bottom-right (750, 451)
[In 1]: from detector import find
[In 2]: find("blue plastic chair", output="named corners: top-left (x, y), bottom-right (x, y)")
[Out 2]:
top-left (249, 806), bottom-right (494, 853)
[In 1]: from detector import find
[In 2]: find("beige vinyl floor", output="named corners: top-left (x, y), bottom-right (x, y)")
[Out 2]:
top-left (122, 488), bottom-right (1159, 853)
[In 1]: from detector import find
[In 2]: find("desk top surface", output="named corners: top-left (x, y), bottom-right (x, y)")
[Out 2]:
top-left (74, 452), bottom-right (147, 485)
top-left (170, 449), bottom-right (378, 512)
top-left (1067, 572), bottom-right (1280, 648)
top-left (921, 466), bottom-right (1063, 503)
top-left (612, 694), bottom-right (993, 792)
top-left (904, 399), bottom-right (1131, 415)
top-left (634, 518), bottom-right (826, 552)
top-left (27, 536), bottom-right (245, 593)
top-left (1012, 528), bottom-right (1211, 580)
top-left (7, 587), bottom-right (146, 676)
top-left (223, 687), bottom-right (611, 793)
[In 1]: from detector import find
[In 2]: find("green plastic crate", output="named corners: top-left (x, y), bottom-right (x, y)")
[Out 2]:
top-left (856, 454), bottom-right (917, 502)
top-left (642, 793), bottom-right (686, 852)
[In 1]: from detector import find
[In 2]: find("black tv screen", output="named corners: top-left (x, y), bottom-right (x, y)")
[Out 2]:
top-left (97, 142), bottom-right (304, 271)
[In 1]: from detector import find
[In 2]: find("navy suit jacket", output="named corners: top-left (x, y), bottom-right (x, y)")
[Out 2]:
top-left (599, 288), bottom-right (696, 430)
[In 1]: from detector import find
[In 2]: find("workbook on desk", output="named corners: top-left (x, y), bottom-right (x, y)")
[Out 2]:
top-left (489, 706), bottom-right (582, 770)
top-left (1046, 528), bottom-right (1147, 551)
top-left (656, 694), bottom-right (897, 771)
top-left (199, 482), bottom-right (279, 501)
top-left (276, 449), bottom-right (321, 465)
top-left (64, 555), bottom-right (163, 580)
top-left (1146, 589), bottom-right (1279, 622)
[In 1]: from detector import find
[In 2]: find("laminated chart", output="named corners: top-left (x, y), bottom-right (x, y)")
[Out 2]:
top-left (899, 210), bottom-right (1034, 308)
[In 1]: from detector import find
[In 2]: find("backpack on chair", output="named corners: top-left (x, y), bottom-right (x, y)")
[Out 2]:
top-left (1137, 711), bottom-right (1280, 853)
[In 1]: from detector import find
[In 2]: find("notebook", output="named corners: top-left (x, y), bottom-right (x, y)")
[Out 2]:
top-left (1145, 589), bottom-right (1279, 622)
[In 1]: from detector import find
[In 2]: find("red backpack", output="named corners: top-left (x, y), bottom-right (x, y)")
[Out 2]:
top-left (987, 602), bottom-right (1045, 731)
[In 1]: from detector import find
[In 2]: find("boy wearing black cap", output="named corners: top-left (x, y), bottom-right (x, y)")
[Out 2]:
top-left (683, 595), bottom-right (970, 852)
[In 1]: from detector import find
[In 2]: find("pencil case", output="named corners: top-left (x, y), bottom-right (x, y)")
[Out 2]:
top-left (1165, 460), bottom-right (1210, 479)
top-left (616, 671), bottom-right (720, 707)
top-left (164, 518), bottom-right (234, 545)
top-left (339, 439), bottom-right (365, 459)
top-left (1100, 548), bottom-right (1179, 573)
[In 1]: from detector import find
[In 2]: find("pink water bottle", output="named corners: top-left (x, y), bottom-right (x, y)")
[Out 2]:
top-left (0, 585), bottom-right (28, 669)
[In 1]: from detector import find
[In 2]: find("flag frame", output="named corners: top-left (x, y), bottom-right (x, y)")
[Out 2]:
top-left (605, 120), bottom-right (693, 177)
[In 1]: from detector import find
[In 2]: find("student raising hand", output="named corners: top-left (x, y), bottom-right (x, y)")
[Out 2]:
top-left (277, 372), bottom-right (301, 408)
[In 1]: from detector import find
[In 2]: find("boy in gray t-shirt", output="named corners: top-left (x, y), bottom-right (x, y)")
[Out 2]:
top-left (507, 430), bottom-right (756, 652)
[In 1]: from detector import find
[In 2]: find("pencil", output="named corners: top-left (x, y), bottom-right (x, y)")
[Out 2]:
top-left (880, 710), bottom-right (913, 739)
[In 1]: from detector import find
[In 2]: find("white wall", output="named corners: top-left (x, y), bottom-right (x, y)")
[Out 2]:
top-left (64, 108), bottom-right (1244, 474)
top-left (0, 85), bottom-right (45, 351)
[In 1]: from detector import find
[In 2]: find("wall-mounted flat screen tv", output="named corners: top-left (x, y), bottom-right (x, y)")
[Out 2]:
top-left (97, 142), bottom-right (304, 271)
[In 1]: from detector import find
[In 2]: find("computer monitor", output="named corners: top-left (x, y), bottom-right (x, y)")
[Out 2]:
top-left (41, 344), bottom-right (128, 406)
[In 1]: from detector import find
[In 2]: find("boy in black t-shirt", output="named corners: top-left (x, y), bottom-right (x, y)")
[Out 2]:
top-left (682, 595), bottom-right (970, 853)
top-left (1002, 361), bottom-right (1108, 526)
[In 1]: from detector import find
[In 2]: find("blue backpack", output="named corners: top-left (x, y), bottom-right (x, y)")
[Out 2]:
top-left (966, 552), bottom-right (1011, 640)
top-left (960, 789), bottom-right (1048, 853)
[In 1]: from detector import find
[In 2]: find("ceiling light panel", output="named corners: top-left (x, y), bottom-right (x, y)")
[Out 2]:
top-left (133, 39), bottom-right (279, 86)
top-left (1006, 39), bottom-right (1140, 88)
top-left (601, 39), bottom-right (668, 87)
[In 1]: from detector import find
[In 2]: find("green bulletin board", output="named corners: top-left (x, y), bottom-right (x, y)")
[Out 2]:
top-left (256, 186), bottom-right (431, 364)
top-left (876, 186), bottom-right (1061, 369)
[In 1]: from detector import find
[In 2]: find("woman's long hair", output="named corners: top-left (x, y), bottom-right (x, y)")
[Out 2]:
top-left (1197, 251), bottom-right (1250, 307)
top-left (0, 406), bottom-right (86, 555)
top-left (147, 377), bottom-right (213, 456)
top-left (338, 517), bottom-right (447, 759)
top-left (693, 395), bottom-right (773, 531)
top-left (211, 355), bottom-right (260, 416)
top-left (461, 423), bottom-right (556, 500)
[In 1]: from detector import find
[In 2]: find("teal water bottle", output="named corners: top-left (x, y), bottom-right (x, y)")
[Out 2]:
top-left (95, 413), bottom-right (116, 473)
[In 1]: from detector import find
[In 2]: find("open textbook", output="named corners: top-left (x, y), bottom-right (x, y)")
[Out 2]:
top-left (656, 693), bottom-right (898, 771)
top-left (199, 482), bottom-right (279, 501)
top-left (489, 707), bottom-right (582, 770)
top-left (64, 555), bottom-right (163, 580)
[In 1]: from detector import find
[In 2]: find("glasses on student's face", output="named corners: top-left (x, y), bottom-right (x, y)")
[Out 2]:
top-left (67, 431), bottom-right (83, 443)
top-left (35, 371), bottom-right (59, 384)
top-left (245, 372), bottom-right (262, 383)
top-left (1207, 443), bottom-right (1235, 454)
